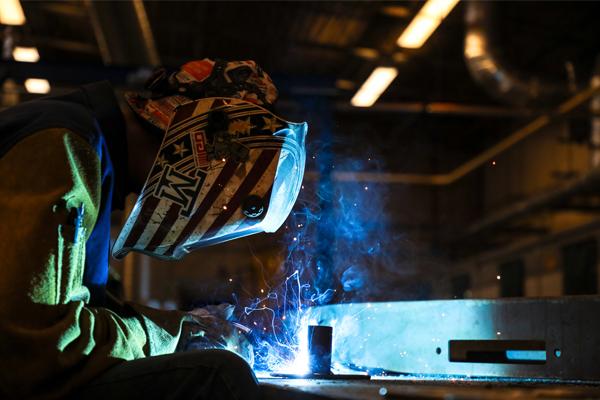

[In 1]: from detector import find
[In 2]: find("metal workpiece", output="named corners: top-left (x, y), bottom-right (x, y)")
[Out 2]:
top-left (308, 325), bottom-right (333, 374)
top-left (304, 297), bottom-right (600, 382)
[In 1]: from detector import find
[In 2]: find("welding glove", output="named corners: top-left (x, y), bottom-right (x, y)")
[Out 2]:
top-left (178, 303), bottom-right (254, 367)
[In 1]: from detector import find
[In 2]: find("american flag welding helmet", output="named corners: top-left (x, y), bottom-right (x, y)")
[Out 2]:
top-left (112, 59), bottom-right (307, 260)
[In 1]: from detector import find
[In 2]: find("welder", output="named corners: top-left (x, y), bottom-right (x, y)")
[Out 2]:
top-left (0, 59), bottom-right (307, 399)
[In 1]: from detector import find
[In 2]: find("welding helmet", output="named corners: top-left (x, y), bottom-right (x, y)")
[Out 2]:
top-left (112, 59), bottom-right (307, 260)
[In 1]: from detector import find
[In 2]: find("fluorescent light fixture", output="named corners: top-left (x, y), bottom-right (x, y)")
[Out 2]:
top-left (12, 46), bottom-right (39, 62)
top-left (24, 78), bottom-right (50, 94)
top-left (351, 67), bottom-right (398, 107)
top-left (0, 0), bottom-right (26, 25)
top-left (397, 0), bottom-right (459, 48)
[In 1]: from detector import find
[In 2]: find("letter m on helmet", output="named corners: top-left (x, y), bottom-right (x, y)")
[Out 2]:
top-left (154, 165), bottom-right (206, 217)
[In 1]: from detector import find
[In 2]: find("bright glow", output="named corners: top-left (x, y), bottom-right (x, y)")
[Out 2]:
top-left (0, 0), bottom-right (26, 25)
top-left (24, 78), bottom-right (50, 94)
top-left (465, 32), bottom-right (485, 58)
top-left (506, 350), bottom-right (547, 362)
top-left (351, 67), bottom-right (398, 107)
top-left (397, 0), bottom-right (460, 48)
top-left (12, 47), bottom-right (39, 63)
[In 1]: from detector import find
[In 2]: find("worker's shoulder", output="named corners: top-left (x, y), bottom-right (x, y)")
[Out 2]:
top-left (0, 98), bottom-right (101, 158)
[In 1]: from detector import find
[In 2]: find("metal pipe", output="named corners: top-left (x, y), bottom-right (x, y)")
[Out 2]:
top-left (336, 101), bottom-right (537, 118)
top-left (463, 2), bottom-right (567, 106)
top-left (132, 0), bottom-right (160, 66)
top-left (83, 0), bottom-right (112, 65)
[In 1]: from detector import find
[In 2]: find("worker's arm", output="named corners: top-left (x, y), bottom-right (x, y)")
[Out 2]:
top-left (0, 129), bottom-right (189, 399)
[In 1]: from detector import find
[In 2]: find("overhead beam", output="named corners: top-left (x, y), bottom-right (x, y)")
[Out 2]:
top-left (83, 0), bottom-right (160, 66)
top-left (31, 36), bottom-right (98, 55)
top-left (336, 101), bottom-right (538, 118)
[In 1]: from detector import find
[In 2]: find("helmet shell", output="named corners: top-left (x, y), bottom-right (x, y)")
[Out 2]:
top-left (113, 97), bottom-right (307, 260)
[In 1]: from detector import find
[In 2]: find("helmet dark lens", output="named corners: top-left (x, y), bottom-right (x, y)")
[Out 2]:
top-left (242, 195), bottom-right (265, 218)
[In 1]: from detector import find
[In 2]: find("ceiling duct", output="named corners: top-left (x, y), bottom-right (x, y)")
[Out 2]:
top-left (464, 2), bottom-right (567, 107)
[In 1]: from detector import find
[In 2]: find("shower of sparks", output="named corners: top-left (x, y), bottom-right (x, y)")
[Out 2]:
top-left (238, 153), bottom-right (395, 374)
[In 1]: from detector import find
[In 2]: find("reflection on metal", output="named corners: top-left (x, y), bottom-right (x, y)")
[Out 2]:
top-left (464, 2), bottom-right (566, 106)
top-left (306, 297), bottom-right (600, 381)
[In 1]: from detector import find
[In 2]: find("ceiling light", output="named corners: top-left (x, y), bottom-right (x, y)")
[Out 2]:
top-left (351, 67), bottom-right (398, 107)
top-left (0, 0), bottom-right (26, 25)
top-left (24, 78), bottom-right (50, 94)
top-left (397, 0), bottom-right (460, 48)
top-left (12, 46), bottom-right (39, 62)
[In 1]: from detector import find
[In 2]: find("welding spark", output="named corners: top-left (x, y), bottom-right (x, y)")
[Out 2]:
top-left (239, 145), bottom-right (395, 375)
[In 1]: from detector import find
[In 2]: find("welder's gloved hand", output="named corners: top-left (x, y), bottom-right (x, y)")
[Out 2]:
top-left (178, 303), bottom-right (254, 367)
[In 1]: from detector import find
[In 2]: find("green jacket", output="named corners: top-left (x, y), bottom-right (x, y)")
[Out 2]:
top-left (0, 96), bottom-right (189, 398)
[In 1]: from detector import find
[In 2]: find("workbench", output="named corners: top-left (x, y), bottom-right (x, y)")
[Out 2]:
top-left (260, 377), bottom-right (600, 399)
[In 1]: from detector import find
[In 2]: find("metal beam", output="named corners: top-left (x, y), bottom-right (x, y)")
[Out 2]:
top-left (83, 1), bottom-right (160, 66)
top-left (336, 101), bottom-right (538, 118)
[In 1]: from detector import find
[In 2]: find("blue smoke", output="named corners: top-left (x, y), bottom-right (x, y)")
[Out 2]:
top-left (240, 143), bottom-right (406, 373)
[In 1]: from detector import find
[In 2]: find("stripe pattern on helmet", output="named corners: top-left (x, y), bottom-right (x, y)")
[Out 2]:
top-left (113, 97), bottom-right (303, 260)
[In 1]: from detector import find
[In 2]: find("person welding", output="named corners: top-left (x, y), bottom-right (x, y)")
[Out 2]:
top-left (0, 58), bottom-right (307, 400)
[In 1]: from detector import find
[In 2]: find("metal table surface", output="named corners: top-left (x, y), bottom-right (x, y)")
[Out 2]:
top-left (260, 377), bottom-right (600, 400)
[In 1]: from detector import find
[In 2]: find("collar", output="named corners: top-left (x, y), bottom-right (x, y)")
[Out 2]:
top-left (80, 81), bottom-right (129, 210)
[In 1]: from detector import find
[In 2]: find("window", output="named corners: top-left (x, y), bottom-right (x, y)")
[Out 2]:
top-left (499, 259), bottom-right (525, 297)
top-left (562, 238), bottom-right (598, 295)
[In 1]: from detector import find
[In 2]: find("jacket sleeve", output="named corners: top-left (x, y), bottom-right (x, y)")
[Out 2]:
top-left (0, 128), bottom-right (189, 399)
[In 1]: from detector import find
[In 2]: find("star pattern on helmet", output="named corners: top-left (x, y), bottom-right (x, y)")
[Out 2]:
top-left (173, 142), bottom-right (189, 158)
top-left (261, 116), bottom-right (283, 132)
top-left (157, 154), bottom-right (168, 168)
top-left (229, 118), bottom-right (255, 136)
